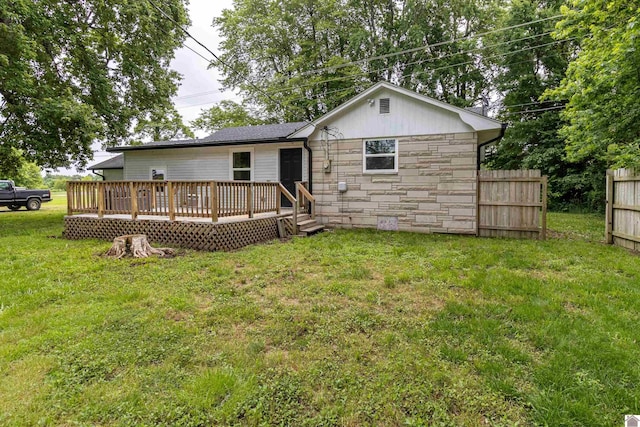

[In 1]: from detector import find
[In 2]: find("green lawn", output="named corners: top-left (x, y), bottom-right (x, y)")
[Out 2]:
top-left (1, 196), bottom-right (638, 426)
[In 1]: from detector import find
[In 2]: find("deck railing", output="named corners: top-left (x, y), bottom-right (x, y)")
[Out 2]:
top-left (67, 180), bottom-right (302, 228)
top-left (296, 181), bottom-right (316, 219)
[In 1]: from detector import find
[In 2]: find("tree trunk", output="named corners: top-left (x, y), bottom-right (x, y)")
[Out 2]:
top-left (105, 234), bottom-right (174, 258)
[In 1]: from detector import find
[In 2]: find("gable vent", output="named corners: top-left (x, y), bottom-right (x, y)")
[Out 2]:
top-left (379, 98), bottom-right (390, 114)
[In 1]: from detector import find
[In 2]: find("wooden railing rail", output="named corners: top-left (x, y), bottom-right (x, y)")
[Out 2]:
top-left (279, 183), bottom-right (298, 234)
top-left (295, 181), bottom-right (316, 220)
top-left (67, 180), bottom-right (296, 225)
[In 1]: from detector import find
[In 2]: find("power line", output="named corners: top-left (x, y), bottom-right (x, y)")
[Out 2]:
top-left (175, 89), bottom-right (222, 101)
top-left (260, 37), bottom-right (577, 98)
top-left (146, 0), bottom-right (279, 106)
top-left (172, 29), bottom-right (558, 103)
top-left (296, 15), bottom-right (564, 77)
top-left (502, 105), bottom-right (566, 115)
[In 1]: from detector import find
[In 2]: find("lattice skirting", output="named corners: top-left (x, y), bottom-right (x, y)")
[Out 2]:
top-left (64, 216), bottom-right (282, 251)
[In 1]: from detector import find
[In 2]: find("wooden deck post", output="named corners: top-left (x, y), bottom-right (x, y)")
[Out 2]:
top-left (541, 176), bottom-right (548, 240)
top-left (605, 170), bottom-right (614, 244)
top-left (129, 182), bottom-right (138, 220)
top-left (66, 181), bottom-right (72, 216)
top-left (276, 185), bottom-right (282, 214)
top-left (167, 181), bottom-right (175, 221)
top-left (247, 182), bottom-right (254, 218)
top-left (210, 181), bottom-right (218, 222)
top-left (97, 182), bottom-right (105, 218)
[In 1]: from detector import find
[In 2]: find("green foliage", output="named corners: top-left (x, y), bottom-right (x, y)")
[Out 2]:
top-left (191, 100), bottom-right (265, 134)
top-left (214, 0), bottom-right (503, 121)
top-left (42, 173), bottom-right (97, 191)
top-left (11, 162), bottom-right (44, 189)
top-left (0, 147), bottom-right (44, 188)
top-left (0, 0), bottom-right (190, 169)
top-left (484, 0), bottom-right (606, 211)
top-left (546, 0), bottom-right (640, 168)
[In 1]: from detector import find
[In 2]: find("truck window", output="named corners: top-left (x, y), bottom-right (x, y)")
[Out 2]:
top-left (0, 182), bottom-right (12, 191)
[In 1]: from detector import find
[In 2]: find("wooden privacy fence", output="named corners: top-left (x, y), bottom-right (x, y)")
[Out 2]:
top-left (477, 170), bottom-right (548, 239)
top-left (67, 180), bottom-right (302, 226)
top-left (606, 169), bottom-right (640, 251)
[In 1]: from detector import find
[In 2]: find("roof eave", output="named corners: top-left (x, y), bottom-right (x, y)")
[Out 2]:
top-left (107, 137), bottom-right (308, 152)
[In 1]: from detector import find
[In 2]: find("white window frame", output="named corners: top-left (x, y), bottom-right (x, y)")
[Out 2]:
top-left (363, 138), bottom-right (398, 174)
top-left (229, 148), bottom-right (254, 181)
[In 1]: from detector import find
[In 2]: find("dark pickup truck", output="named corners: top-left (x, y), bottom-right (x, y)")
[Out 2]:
top-left (0, 180), bottom-right (52, 211)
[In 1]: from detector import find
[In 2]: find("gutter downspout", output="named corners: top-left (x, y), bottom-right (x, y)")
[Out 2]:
top-left (477, 123), bottom-right (508, 170)
top-left (302, 138), bottom-right (312, 193)
top-left (92, 171), bottom-right (105, 181)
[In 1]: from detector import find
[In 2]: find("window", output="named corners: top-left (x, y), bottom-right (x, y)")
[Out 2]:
top-left (151, 168), bottom-right (166, 180)
top-left (363, 139), bottom-right (398, 173)
top-left (231, 150), bottom-right (252, 181)
top-left (379, 98), bottom-right (390, 114)
top-left (0, 181), bottom-right (11, 191)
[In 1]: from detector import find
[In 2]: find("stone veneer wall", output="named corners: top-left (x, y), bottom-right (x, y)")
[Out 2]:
top-left (310, 132), bottom-right (478, 234)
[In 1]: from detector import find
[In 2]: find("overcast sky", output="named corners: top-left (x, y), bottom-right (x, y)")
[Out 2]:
top-left (78, 0), bottom-right (237, 174)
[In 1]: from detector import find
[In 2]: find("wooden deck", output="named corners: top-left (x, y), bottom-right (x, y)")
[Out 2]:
top-left (70, 209), bottom-right (293, 224)
top-left (64, 180), bottom-right (318, 251)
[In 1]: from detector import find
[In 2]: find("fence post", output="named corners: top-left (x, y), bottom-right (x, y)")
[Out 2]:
top-left (97, 182), bottom-right (105, 218)
top-left (475, 170), bottom-right (481, 237)
top-left (167, 181), bottom-right (175, 221)
top-left (605, 171), bottom-right (614, 244)
top-left (541, 176), bottom-right (548, 240)
top-left (210, 181), bottom-right (218, 222)
top-left (129, 182), bottom-right (138, 220)
top-left (247, 182), bottom-right (254, 218)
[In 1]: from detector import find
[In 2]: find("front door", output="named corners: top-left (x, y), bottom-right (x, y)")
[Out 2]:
top-left (279, 148), bottom-right (303, 208)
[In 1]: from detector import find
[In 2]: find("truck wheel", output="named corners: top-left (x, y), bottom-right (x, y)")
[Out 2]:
top-left (9, 204), bottom-right (21, 211)
top-left (26, 199), bottom-right (41, 211)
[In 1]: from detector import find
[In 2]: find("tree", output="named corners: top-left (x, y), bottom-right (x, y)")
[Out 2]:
top-left (0, 147), bottom-right (44, 188)
top-left (213, 0), bottom-right (502, 121)
top-left (545, 0), bottom-right (640, 168)
top-left (484, 0), bottom-right (606, 210)
top-left (192, 100), bottom-right (265, 134)
top-left (0, 0), bottom-right (190, 170)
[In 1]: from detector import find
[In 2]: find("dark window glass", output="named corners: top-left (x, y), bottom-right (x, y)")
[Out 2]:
top-left (233, 152), bottom-right (251, 169)
top-left (366, 157), bottom-right (395, 170)
top-left (365, 139), bottom-right (396, 154)
top-left (233, 170), bottom-right (251, 181)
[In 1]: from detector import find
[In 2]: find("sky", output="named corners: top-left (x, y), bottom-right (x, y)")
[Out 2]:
top-left (72, 0), bottom-right (237, 175)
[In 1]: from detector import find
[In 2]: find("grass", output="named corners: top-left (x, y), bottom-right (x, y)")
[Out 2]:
top-left (1, 196), bottom-right (639, 426)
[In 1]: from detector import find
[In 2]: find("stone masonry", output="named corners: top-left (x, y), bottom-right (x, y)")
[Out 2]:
top-left (310, 132), bottom-right (478, 234)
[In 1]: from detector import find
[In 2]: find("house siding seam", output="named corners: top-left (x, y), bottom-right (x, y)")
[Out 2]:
top-left (310, 132), bottom-right (477, 234)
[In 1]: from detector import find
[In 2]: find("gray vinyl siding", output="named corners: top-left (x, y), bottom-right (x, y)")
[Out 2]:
top-left (103, 169), bottom-right (124, 181)
top-left (122, 142), bottom-right (307, 183)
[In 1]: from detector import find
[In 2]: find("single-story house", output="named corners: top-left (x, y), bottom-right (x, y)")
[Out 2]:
top-left (105, 82), bottom-right (505, 234)
top-left (87, 154), bottom-right (124, 181)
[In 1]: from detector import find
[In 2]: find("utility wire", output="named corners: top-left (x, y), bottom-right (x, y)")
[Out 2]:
top-left (146, 0), bottom-right (279, 106)
top-left (172, 29), bottom-right (559, 102)
top-left (296, 15), bottom-right (564, 77)
top-left (261, 37), bottom-right (577, 97)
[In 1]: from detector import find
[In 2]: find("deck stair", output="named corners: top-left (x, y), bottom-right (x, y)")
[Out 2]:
top-left (295, 213), bottom-right (325, 236)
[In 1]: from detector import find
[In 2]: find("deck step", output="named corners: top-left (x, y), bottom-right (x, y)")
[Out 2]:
top-left (302, 224), bottom-right (324, 233)
top-left (298, 219), bottom-right (318, 230)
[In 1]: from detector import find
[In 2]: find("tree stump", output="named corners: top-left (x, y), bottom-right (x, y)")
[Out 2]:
top-left (105, 234), bottom-right (174, 258)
